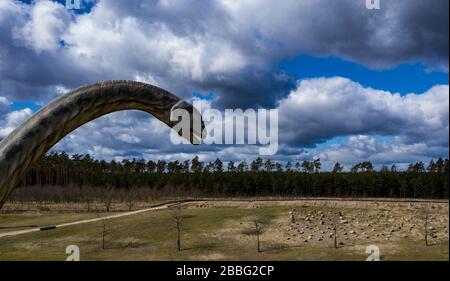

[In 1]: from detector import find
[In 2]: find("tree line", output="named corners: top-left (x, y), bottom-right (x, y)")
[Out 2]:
top-left (18, 152), bottom-right (449, 199)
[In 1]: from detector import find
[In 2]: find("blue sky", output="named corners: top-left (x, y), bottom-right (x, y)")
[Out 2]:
top-left (281, 55), bottom-right (448, 95)
top-left (19, 0), bottom-right (96, 13)
top-left (1, 0), bottom-right (448, 170)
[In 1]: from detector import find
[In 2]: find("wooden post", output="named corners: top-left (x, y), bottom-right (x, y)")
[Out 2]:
top-left (102, 222), bottom-right (106, 250)
top-left (177, 219), bottom-right (181, 252)
top-left (257, 231), bottom-right (260, 253)
top-left (424, 211), bottom-right (429, 246)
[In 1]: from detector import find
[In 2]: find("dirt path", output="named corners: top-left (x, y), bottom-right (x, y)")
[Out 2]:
top-left (0, 200), bottom-right (187, 239)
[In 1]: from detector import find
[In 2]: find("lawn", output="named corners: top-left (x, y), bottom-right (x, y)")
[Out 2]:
top-left (0, 203), bottom-right (448, 261)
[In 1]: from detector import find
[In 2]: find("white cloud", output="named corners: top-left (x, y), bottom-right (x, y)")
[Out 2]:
top-left (115, 133), bottom-right (141, 144)
top-left (0, 101), bottom-right (33, 138)
top-left (15, 0), bottom-right (70, 53)
top-left (277, 77), bottom-right (449, 147)
top-left (62, 10), bottom-right (249, 83)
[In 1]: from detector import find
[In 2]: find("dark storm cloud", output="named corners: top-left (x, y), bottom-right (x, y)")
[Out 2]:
top-left (1, 0), bottom-right (448, 104)
top-left (198, 70), bottom-right (296, 109)
top-left (281, 0), bottom-right (449, 70)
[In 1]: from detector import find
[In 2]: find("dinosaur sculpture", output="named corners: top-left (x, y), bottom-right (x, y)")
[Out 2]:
top-left (0, 80), bottom-right (204, 209)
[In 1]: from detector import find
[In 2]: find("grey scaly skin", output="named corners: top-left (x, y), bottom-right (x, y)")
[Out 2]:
top-left (0, 80), bottom-right (204, 209)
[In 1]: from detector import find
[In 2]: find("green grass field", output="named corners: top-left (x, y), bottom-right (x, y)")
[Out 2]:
top-left (0, 203), bottom-right (448, 261)
top-left (0, 212), bottom-right (118, 234)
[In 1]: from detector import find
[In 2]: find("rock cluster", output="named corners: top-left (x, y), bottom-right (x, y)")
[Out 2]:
top-left (283, 207), bottom-right (449, 246)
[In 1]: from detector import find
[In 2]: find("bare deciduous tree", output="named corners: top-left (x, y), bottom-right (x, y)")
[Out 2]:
top-left (331, 208), bottom-right (339, 249)
top-left (126, 187), bottom-right (136, 211)
top-left (242, 219), bottom-right (267, 253)
top-left (171, 206), bottom-right (184, 252)
top-left (84, 187), bottom-right (92, 212)
top-left (254, 220), bottom-right (264, 253)
top-left (103, 187), bottom-right (113, 212)
top-left (423, 205), bottom-right (430, 246)
top-left (95, 213), bottom-right (109, 250)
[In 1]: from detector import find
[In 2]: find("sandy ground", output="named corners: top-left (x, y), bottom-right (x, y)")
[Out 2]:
top-left (187, 199), bottom-right (449, 249)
